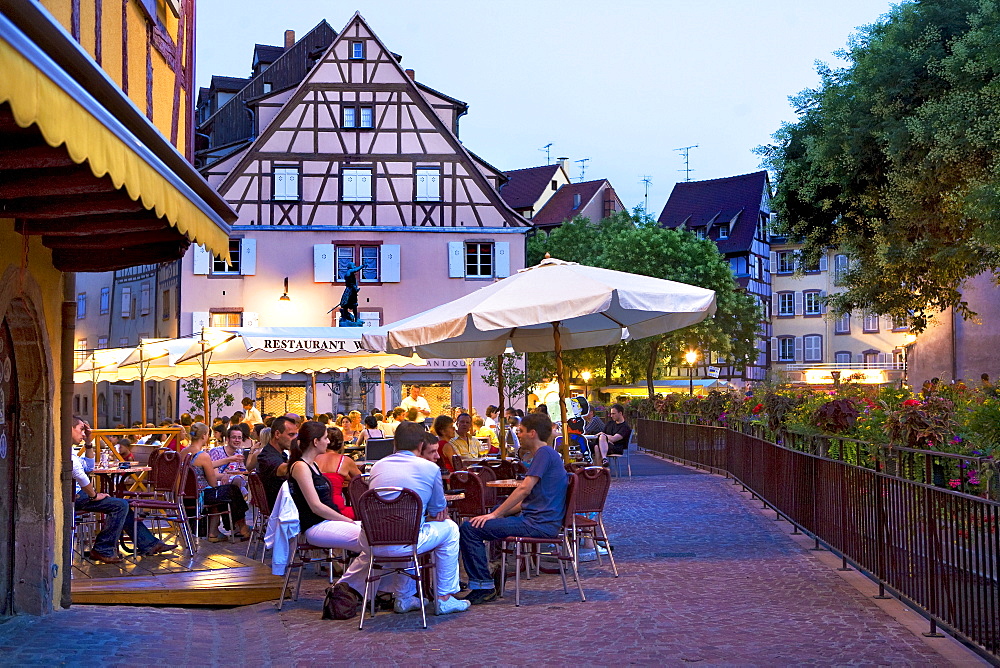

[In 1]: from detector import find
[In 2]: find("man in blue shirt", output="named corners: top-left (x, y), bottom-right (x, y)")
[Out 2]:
top-left (459, 412), bottom-right (568, 604)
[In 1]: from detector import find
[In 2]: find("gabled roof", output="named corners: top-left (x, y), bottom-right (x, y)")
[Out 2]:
top-left (532, 179), bottom-right (611, 226)
top-left (253, 44), bottom-right (285, 69)
top-left (499, 164), bottom-right (561, 209)
top-left (210, 75), bottom-right (251, 92)
top-left (657, 171), bottom-right (770, 254)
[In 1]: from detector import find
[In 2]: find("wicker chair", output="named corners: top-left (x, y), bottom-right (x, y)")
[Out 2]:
top-left (571, 467), bottom-right (618, 577)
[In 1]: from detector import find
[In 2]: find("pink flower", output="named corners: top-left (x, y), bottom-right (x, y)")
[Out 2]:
top-left (948, 479), bottom-right (961, 489)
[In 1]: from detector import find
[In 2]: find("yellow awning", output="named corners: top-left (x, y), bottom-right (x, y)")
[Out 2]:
top-left (0, 19), bottom-right (231, 260)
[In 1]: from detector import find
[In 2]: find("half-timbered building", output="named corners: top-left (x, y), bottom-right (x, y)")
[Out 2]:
top-left (185, 14), bottom-right (529, 414)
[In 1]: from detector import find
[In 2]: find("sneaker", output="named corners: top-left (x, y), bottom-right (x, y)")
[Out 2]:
top-left (462, 588), bottom-right (497, 605)
top-left (393, 595), bottom-right (425, 614)
top-left (139, 541), bottom-right (178, 556)
top-left (435, 596), bottom-right (471, 615)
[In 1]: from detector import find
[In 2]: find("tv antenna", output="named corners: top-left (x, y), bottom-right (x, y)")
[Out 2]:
top-left (675, 144), bottom-right (698, 181)
top-left (539, 143), bottom-right (553, 165)
top-left (575, 158), bottom-right (590, 182)
top-left (639, 175), bottom-right (653, 218)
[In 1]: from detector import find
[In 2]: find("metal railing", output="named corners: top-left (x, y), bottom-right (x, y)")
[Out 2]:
top-left (638, 419), bottom-right (1000, 661)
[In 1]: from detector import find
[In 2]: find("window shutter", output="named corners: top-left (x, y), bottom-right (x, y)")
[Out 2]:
top-left (314, 244), bottom-right (335, 282)
top-left (856, 353), bottom-right (864, 364)
top-left (242, 312), bottom-right (259, 328)
top-left (882, 315), bottom-right (893, 331)
top-left (794, 336), bottom-right (803, 362)
top-left (819, 254), bottom-right (828, 272)
top-left (343, 171), bottom-right (356, 200)
top-left (273, 171), bottom-right (286, 199)
top-left (380, 244), bottom-right (401, 282)
top-left (448, 242), bottom-right (465, 278)
top-left (877, 352), bottom-right (889, 365)
top-left (240, 238), bottom-right (257, 275)
top-left (771, 293), bottom-right (778, 315)
top-left (770, 337), bottom-right (778, 362)
top-left (192, 311), bottom-right (209, 333)
top-left (820, 290), bottom-right (827, 314)
top-left (193, 245), bottom-right (210, 275)
top-left (495, 242), bottom-right (510, 278)
top-left (794, 291), bottom-right (803, 316)
top-left (357, 172), bottom-right (372, 201)
top-left (769, 251), bottom-right (776, 273)
top-left (360, 311), bottom-right (381, 327)
top-left (120, 287), bottom-right (131, 318)
top-left (285, 170), bottom-right (299, 199)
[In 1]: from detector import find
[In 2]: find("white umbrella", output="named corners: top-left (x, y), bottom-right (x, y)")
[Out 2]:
top-left (365, 257), bottom-right (717, 460)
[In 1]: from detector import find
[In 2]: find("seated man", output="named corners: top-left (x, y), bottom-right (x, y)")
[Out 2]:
top-left (459, 413), bottom-right (568, 604)
top-left (449, 413), bottom-right (479, 458)
top-left (246, 415), bottom-right (296, 510)
top-left (596, 403), bottom-right (631, 466)
top-left (70, 416), bottom-right (175, 562)
top-left (333, 421), bottom-right (469, 616)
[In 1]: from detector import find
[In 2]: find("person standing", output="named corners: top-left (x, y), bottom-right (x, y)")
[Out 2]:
top-left (400, 384), bottom-right (431, 421)
top-left (242, 397), bottom-right (262, 426)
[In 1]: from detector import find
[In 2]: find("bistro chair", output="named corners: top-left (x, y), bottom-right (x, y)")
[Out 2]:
top-left (445, 471), bottom-right (488, 520)
top-left (499, 475), bottom-right (585, 606)
top-left (451, 454), bottom-right (466, 471)
top-left (468, 464), bottom-right (498, 506)
top-left (571, 467), bottom-right (619, 577)
top-left (120, 447), bottom-right (174, 501)
top-left (181, 464), bottom-right (235, 548)
top-left (346, 474), bottom-right (369, 509)
top-left (128, 453), bottom-right (196, 556)
top-left (246, 472), bottom-right (271, 560)
top-left (607, 432), bottom-right (633, 478)
top-left (276, 535), bottom-right (347, 610)
top-left (354, 487), bottom-right (434, 629)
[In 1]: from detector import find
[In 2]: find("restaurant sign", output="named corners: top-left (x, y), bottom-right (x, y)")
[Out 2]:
top-left (249, 338), bottom-right (370, 353)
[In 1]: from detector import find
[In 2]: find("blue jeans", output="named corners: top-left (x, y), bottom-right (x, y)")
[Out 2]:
top-left (75, 492), bottom-right (160, 556)
top-left (459, 516), bottom-right (558, 590)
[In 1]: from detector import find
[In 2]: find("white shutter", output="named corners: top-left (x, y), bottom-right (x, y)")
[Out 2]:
top-left (193, 245), bottom-right (211, 275)
top-left (448, 241), bottom-right (465, 278)
top-left (770, 337), bottom-right (778, 362)
top-left (314, 244), bottom-right (335, 282)
top-left (856, 353), bottom-right (865, 363)
top-left (495, 242), bottom-right (510, 278)
top-left (192, 311), bottom-right (209, 333)
top-left (380, 244), bottom-right (400, 282)
top-left (794, 291), bottom-right (803, 316)
top-left (877, 352), bottom-right (890, 365)
top-left (360, 311), bottom-right (381, 327)
top-left (242, 312), bottom-right (259, 328)
top-left (240, 239), bottom-right (257, 275)
top-left (357, 171), bottom-right (372, 201)
top-left (120, 287), bottom-right (131, 318)
top-left (819, 254), bottom-right (828, 272)
top-left (285, 170), bottom-right (299, 200)
top-left (427, 172), bottom-right (440, 200)
top-left (769, 251), bottom-right (777, 274)
top-left (343, 171), bottom-right (357, 201)
top-left (771, 293), bottom-right (778, 316)
top-left (794, 336), bottom-right (803, 363)
top-left (273, 170), bottom-right (286, 199)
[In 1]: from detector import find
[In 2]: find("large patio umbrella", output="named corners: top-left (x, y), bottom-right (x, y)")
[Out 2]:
top-left (75, 347), bottom-right (131, 427)
top-left (365, 257), bottom-right (717, 461)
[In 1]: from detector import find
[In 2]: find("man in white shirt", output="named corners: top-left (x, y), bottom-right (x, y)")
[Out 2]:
top-left (379, 407), bottom-right (406, 437)
top-left (70, 416), bottom-right (175, 562)
top-left (400, 384), bottom-right (431, 421)
top-left (241, 397), bottom-right (262, 426)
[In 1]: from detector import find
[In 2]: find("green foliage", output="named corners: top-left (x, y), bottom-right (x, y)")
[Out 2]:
top-left (480, 353), bottom-right (546, 407)
top-left (812, 398), bottom-right (860, 434)
top-left (957, 397), bottom-right (1000, 457)
top-left (884, 395), bottom-right (959, 449)
top-left (182, 378), bottom-right (234, 418)
top-left (759, 0), bottom-right (1000, 331)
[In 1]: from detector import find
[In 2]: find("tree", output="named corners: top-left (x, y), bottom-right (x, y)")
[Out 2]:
top-left (528, 210), bottom-right (762, 397)
top-left (480, 353), bottom-right (546, 407)
top-left (759, 0), bottom-right (1000, 331)
top-left (182, 378), bottom-right (235, 418)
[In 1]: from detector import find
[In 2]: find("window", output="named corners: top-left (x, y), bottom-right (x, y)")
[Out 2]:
top-left (728, 256), bottom-right (748, 276)
top-left (262, 81), bottom-right (272, 94)
top-left (76, 293), bottom-right (86, 319)
top-left (415, 169), bottom-right (440, 201)
top-left (717, 223), bottom-right (729, 240)
top-left (100, 287), bottom-right (110, 315)
top-left (778, 337), bottom-right (795, 362)
top-left (776, 251), bottom-right (795, 274)
top-left (834, 254), bottom-right (849, 285)
top-left (465, 242), bottom-right (494, 278)
top-left (350, 41), bottom-right (365, 59)
top-left (694, 227), bottom-right (706, 240)
top-left (803, 334), bottom-right (822, 362)
top-left (803, 290), bottom-right (822, 316)
top-left (777, 292), bottom-right (794, 317)
top-left (572, 193), bottom-right (582, 209)
top-left (75, 339), bottom-right (87, 362)
top-left (360, 107), bottom-right (373, 128)
top-left (140, 282), bottom-right (151, 316)
top-left (336, 245), bottom-right (380, 283)
top-left (342, 169), bottom-right (372, 202)
top-left (213, 239), bottom-right (242, 274)
top-left (162, 290), bottom-right (171, 321)
top-left (864, 350), bottom-right (880, 365)
top-left (835, 312), bottom-right (851, 334)
top-left (210, 311), bottom-right (243, 327)
top-left (273, 166), bottom-right (299, 201)
top-left (551, 180), bottom-right (558, 191)
top-left (97, 337), bottom-right (108, 349)
top-left (892, 315), bottom-right (909, 331)
top-left (863, 312), bottom-right (880, 333)
top-left (342, 106), bottom-right (373, 129)
top-left (835, 351), bottom-right (852, 365)
top-left (343, 107), bottom-right (355, 128)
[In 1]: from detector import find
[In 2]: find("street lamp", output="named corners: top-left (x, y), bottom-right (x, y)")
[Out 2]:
top-left (580, 370), bottom-right (591, 398)
top-left (684, 349), bottom-right (698, 396)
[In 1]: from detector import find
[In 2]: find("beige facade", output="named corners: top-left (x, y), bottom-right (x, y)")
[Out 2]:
top-left (769, 240), bottom-right (910, 386)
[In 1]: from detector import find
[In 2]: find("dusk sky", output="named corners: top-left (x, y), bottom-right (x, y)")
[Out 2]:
top-left (197, 1), bottom-right (898, 215)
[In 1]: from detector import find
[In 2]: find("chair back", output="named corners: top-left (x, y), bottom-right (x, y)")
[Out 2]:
top-left (446, 470), bottom-right (487, 518)
top-left (560, 473), bottom-right (579, 529)
top-left (470, 464), bottom-right (497, 483)
top-left (468, 465), bottom-right (497, 505)
top-left (493, 459), bottom-right (516, 481)
top-left (151, 448), bottom-right (180, 493)
top-left (355, 487), bottom-right (423, 547)
top-left (513, 460), bottom-right (528, 475)
top-left (451, 454), bottom-right (466, 471)
top-left (173, 452), bottom-right (196, 501)
top-left (347, 474), bottom-right (369, 507)
top-left (365, 438), bottom-right (395, 461)
top-left (573, 466), bottom-right (611, 515)
top-left (247, 471), bottom-right (271, 515)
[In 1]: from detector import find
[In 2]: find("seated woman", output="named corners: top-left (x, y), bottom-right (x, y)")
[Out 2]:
top-left (432, 414), bottom-right (457, 472)
top-left (180, 422), bottom-right (250, 542)
top-left (348, 410), bottom-right (363, 437)
top-left (355, 415), bottom-right (384, 448)
top-left (314, 426), bottom-right (361, 520)
top-left (338, 415), bottom-right (357, 443)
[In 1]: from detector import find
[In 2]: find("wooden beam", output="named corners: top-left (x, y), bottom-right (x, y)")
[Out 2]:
top-left (0, 165), bottom-right (117, 198)
top-left (52, 240), bottom-right (188, 272)
top-left (0, 192), bottom-right (146, 218)
top-left (41, 227), bottom-right (181, 249)
top-left (0, 143), bottom-right (77, 170)
top-left (16, 215), bottom-right (167, 236)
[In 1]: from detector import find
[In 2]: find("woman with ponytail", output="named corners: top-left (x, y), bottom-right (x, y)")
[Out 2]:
top-left (181, 422), bottom-right (251, 541)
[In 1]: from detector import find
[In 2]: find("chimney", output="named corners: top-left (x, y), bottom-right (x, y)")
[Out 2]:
top-left (405, 69), bottom-right (416, 80)
top-left (284, 30), bottom-right (295, 49)
top-left (557, 157), bottom-right (569, 170)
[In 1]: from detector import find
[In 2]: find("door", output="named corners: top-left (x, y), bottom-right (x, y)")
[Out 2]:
top-left (0, 317), bottom-right (18, 615)
top-left (256, 384), bottom-right (306, 418)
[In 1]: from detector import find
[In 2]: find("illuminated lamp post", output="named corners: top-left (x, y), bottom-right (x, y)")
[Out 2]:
top-left (685, 349), bottom-right (698, 396)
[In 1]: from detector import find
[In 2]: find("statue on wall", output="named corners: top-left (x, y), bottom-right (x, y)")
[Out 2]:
top-left (338, 261), bottom-right (364, 327)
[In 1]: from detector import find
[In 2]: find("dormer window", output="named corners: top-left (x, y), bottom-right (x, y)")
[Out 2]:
top-left (717, 223), bottom-right (729, 240)
top-left (695, 227), bottom-right (706, 240)
top-left (572, 193), bottom-right (581, 209)
top-left (551, 180), bottom-right (558, 191)
top-left (350, 41), bottom-right (365, 60)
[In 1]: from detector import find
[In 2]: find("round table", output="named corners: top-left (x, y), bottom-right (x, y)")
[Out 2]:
top-left (485, 479), bottom-right (521, 488)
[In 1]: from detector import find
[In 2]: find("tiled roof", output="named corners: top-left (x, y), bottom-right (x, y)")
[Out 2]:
top-left (210, 75), bottom-right (250, 92)
top-left (532, 179), bottom-right (608, 226)
top-left (253, 44), bottom-right (285, 66)
top-left (499, 164), bottom-right (561, 209)
top-left (657, 171), bottom-right (769, 254)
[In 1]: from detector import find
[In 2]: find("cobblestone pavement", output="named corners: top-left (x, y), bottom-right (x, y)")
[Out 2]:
top-left (0, 454), bottom-right (977, 666)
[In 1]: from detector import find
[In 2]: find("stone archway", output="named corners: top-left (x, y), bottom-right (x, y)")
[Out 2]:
top-left (0, 266), bottom-right (56, 615)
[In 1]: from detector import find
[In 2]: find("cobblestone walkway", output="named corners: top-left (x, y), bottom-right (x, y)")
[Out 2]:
top-left (0, 455), bottom-right (970, 666)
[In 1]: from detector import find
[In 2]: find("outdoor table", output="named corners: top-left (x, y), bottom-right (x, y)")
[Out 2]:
top-left (444, 493), bottom-right (465, 502)
top-left (91, 465), bottom-right (152, 496)
top-left (485, 479), bottom-right (520, 488)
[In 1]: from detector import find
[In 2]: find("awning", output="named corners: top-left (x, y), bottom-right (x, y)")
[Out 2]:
top-left (0, 4), bottom-right (235, 267)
